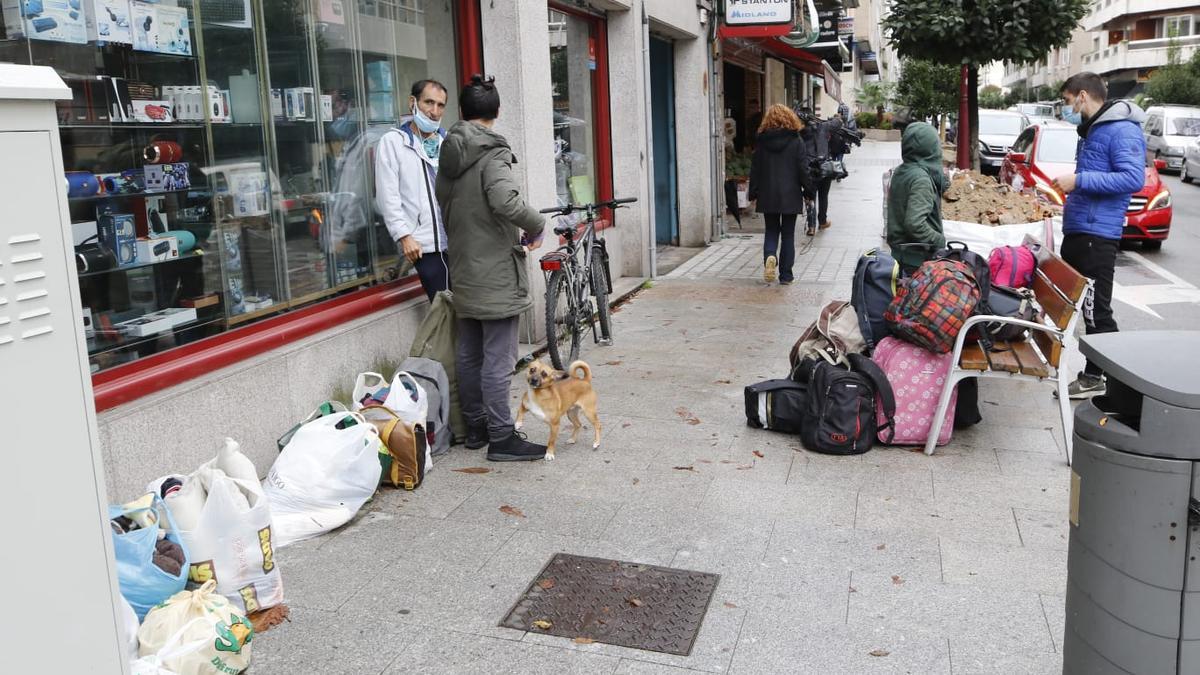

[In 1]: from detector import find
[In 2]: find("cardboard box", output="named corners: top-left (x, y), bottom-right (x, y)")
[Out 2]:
top-left (71, 219), bottom-right (98, 246)
top-left (97, 211), bottom-right (137, 266)
top-left (101, 76), bottom-right (135, 122)
top-left (180, 293), bottom-right (219, 309)
top-left (285, 87), bottom-right (312, 120)
top-left (86, 0), bottom-right (132, 44)
top-left (229, 169), bottom-right (268, 217)
top-left (269, 88), bottom-right (283, 119)
top-left (320, 94), bottom-right (332, 121)
top-left (131, 1), bottom-right (191, 55)
top-left (135, 235), bottom-right (178, 262)
top-left (82, 307), bottom-right (95, 338)
top-left (115, 307), bottom-right (196, 337)
top-left (7, 0), bottom-right (87, 43)
top-left (209, 89), bottom-right (231, 123)
top-left (144, 162), bottom-right (190, 192)
top-left (132, 99), bottom-right (174, 123)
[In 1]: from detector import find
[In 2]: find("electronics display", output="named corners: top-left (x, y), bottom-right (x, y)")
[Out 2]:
top-left (131, 100), bottom-right (174, 123)
top-left (114, 307), bottom-right (197, 337)
top-left (135, 235), bottom-right (179, 262)
top-left (75, 239), bottom-right (117, 273)
top-left (86, 0), bottom-right (132, 44)
top-left (228, 169), bottom-right (268, 217)
top-left (143, 140), bottom-right (182, 164)
top-left (3, 0), bottom-right (87, 43)
top-left (98, 170), bottom-right (143, 194)
top-left (178, 0), bottom-right (244, 23)
top-left (131, 1), bottom-right (191, 55)
top-left (284, 87), bottom-right (313, 121)
top-left (65, 171), bottom-right (100, 198)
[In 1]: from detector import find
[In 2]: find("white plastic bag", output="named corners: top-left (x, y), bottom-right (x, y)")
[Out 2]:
top-left (136, 581), bottom-right (253, 675)
top-left (941, 217), bottom-right (1062, 258)
top-left (351, 372), bottom-right (389, 410)
top-left (148, 439), bottom-right (284, 616)
top-left (263, 411), bottom-right (381, 548)
top-left (382, 371), bottom-right (428, 426)
top-left (120, 593), bottom-right (141, 666)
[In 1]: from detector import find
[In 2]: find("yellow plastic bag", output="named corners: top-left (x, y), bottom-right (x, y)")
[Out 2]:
top-left (137, 580), bottom-right (253, 675)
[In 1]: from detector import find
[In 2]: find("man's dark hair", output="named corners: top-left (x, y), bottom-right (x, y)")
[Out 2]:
top-left (460, 74), bottom-right (500, 121)
top-left (411, 79), bottom-right (448, 100)
top-left (1061, 72), bottom-right (1107, 102)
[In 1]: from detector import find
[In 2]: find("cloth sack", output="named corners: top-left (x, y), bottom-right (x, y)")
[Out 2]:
top-left (112, 494), bottom-right (190, 620)
top-left (397, 356), bottom-right (452, 457)
top-left (410, 290), bottom-right (465, 440)
top-left (790, 300), bottom-right (866, 368)
top-left (263, 411), bottom-right (381, 548)
top-left (136, 581), bottom-right (253, 675)
top-left (147, 440), bottom-right (284, 616)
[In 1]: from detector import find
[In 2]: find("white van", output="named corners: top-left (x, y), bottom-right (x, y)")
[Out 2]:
top-left (1144, 105), bottom-right (1200, 173)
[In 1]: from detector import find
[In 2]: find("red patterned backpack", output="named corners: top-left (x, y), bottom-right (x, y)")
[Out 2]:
top-left (883, 260), bottom-right (980, 354)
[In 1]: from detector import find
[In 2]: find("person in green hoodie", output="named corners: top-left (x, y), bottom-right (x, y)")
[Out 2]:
top-left (435, 75), bottom-right (548, 462)
top-left (886, 122), bottom-right (947, 274)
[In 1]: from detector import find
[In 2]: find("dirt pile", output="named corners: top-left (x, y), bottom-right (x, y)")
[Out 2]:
top-left (942, 170), bottom-right (1058, 225)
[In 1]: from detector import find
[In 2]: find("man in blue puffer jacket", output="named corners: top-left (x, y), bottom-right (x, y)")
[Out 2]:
top-left (1052, 72), bottom-right (1146, 399)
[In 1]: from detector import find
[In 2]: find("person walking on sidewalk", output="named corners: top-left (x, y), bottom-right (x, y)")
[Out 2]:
top-left (798, 107), bottom-right (835, 235)
top-left (748, 104), bottom-right (814, 285)
top-left (376, 79), bottom-right (451, 301)
top-left (435, 75), bottom-right (548, 461)
top-left (1053, 72), bottom-right (1145, 399)
top-left (886, 122), bottom-right (947, 275)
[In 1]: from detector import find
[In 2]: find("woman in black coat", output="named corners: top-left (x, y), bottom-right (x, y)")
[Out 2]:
top-left (749, 104), bottom-right (814, 285)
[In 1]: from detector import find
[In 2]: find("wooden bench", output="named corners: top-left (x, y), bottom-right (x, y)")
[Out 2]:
top-left (924, 241), bottom-right (1093, 465)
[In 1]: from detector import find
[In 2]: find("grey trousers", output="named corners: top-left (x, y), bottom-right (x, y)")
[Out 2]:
top-left (456, 316), bottom-right (520, 440)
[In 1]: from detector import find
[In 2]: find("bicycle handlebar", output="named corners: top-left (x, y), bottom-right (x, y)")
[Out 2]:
top-left (538, 197), bottom-right (638, 215)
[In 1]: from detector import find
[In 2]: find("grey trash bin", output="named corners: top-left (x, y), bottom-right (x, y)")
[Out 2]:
top-left (1064, 331), bottom-right (1200, 674)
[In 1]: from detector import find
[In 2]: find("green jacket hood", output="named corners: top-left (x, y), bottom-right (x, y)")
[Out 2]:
top-left (439, 120), bottom-right (511, 180)
top-left (899, 122), bottom-right (946, 194)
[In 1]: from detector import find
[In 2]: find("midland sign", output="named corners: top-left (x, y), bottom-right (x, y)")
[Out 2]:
top-left (726, 0), bottom-right (795, 26)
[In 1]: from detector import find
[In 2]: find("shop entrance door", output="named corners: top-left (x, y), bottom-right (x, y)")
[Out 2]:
top-left (649, 37), bottom-right (678, 245)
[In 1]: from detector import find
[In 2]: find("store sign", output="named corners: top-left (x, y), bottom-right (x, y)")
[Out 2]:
top-left (725, 0), bottom-right (794, 26)
top-left (838, 17), bottom-right (853, 36)
top-left (588, 37), bottom-right (597, 71)
top-left (817, 9), bottom-right (840, 43)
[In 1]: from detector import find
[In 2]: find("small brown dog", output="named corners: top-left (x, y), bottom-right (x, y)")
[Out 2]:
top-left (515, 359), bottom-right (601, 460)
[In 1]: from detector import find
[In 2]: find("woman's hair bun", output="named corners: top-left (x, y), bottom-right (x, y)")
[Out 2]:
top-left (469, 73), bottom-right (496, 89)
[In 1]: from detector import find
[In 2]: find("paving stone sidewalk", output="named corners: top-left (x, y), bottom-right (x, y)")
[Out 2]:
top-left (254, 141), bottom-right (1071, 674)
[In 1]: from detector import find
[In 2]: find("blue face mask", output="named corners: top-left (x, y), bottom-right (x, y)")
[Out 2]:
top-left (1062, 107), bottom-right (1082, 126)
top-left (412, 106), bottom-right (441, 134)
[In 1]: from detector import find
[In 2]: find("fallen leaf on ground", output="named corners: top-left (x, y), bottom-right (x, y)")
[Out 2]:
top-left (723, 601), bottom-right (738, 609)
top-left (714, 379), bottom-right (732, 384)
top-left (248, 604), bottom-right (290, 633)
top-left (876, 544), bottom-right (886, 551)
top-left (532, 620), bottom-right (552, 630)
top-left (573, 637), bottom-right (595, 644)
top-left (686, 417), bottom-right (702, 425)
top-left (848, 586), bottom-right (857, 593)
top-left (452, 467), bottom-right (492, 474)
top-left (627, 597), bottom-right (644, 607)
top-left (673, 465), bottom-right (696, 472)
top-left (632, 478), bottom-right (640, 485)
top-left (869, 649), bottom-right (890, 657)
top-left (736, 464), bottom-right (753, 470)
top-left (699, 459), bottom-right (713, 464)
top-left (719, 460), bottom-right (734, 464)
top-left (753, 450), bottom-right (765, 458)
top-left (622, 422), bottom-right (632, 428)
top-left (500, 505), bottom-right (526, 518)
top-left (891, 575), bottom-right (904, 585)
top-left (538, 578), bottom-right (556, 590)
top-left (604, 360), bottom-right (623, 366)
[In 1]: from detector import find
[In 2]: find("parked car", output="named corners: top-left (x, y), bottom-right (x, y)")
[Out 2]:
top-left (1181, 138), bottom-right (1200, 183)
top-left (1000, 123), bottom-right (1172, 250)
top-left (1009, 102), bottom-right (1057, 126)
top-left (978, 110), bottom-right (1031, 174)
top-left (1144, 104), bottom-right (1200, 173)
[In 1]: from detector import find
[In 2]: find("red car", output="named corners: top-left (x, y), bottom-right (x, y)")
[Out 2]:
top-left (999, 123), bottom-right (1172, 250)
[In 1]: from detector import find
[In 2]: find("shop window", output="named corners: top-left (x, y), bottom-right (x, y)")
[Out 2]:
top-left (548, 8), bottom-right (598, 209)
top-left (1, 0), bottom-right (462, 374)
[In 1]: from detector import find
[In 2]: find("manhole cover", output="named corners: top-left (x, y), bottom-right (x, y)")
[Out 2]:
top-left (499, 553), bottom-right (719, 656)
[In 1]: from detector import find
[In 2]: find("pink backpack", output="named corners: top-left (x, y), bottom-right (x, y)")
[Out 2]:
top-left (871, 337), bottom-right (957, 447)
top-left (988, 245), bottom-right (1036, 288)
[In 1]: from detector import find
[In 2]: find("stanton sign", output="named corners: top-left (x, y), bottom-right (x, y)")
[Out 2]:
top-left (726, 0), bottom-right (794, 26)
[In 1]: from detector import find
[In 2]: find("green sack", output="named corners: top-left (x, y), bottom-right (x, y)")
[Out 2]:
top-left (409, 290), bottom-right (465, 440)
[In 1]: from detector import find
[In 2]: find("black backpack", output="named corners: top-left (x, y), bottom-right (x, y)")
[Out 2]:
top-left (935, 241), bottom-right (990, 306)
top-left (800, 354), bottom-right (896, 455)
top-left (744, 379), bottom-right (808, 434)
top-left (851, 248), bottom-right (899, 352)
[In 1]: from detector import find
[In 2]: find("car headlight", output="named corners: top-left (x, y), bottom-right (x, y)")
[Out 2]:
top-left (1149, 191), bottom-right (1171, 209)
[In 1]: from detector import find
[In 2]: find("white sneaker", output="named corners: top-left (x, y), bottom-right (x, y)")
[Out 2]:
top-left (764, 255), bottom-right (778, 283)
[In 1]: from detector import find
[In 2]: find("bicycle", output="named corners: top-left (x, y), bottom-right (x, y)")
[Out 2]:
top-left (536, 197), bottom-right (638, 370)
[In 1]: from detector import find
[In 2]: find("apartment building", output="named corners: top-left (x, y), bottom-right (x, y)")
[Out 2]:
top-left (1081, 0), bottom-right (1200, 97)
top-left (1002, 28), bottom-right (1091, 95)
top-left (846, 0), bottom-right (901, 111)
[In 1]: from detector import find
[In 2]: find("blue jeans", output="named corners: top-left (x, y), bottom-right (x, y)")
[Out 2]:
top-left (763, 213), bottom-right (797, 282)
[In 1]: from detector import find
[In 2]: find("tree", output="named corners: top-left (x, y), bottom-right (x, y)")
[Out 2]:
top-left (883, 0), bottom-right (1089, 169)
top-left (895, 59), bottom-right (960, 121)
top-left (856, 81), bottom-right (893, 119)
top-left (1145, 42), bottom-right (1200, 106)
top-left (979, 85), bottom-right (1006, 110)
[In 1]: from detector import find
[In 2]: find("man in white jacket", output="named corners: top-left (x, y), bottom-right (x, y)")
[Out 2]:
top-left (375, 79), bottom-right (451, 300)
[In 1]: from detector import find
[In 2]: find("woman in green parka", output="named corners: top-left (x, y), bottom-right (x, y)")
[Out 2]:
top-left (886, 122), bottom-right (947, 274)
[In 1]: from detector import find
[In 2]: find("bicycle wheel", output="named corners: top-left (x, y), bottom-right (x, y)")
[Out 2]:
top-left (591, 247), bottom-right (612, 343)
top-left (545, 268), bottom-right (581, 370)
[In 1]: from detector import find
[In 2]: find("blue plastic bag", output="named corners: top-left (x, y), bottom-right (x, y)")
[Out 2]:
top-left (110, 494), bottom-right (189, 620)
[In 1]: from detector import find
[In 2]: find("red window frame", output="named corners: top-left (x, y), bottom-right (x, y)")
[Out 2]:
top-left (92, 0), bottom-right (486, 412)
top-left (548, 2), bottom-right (615, 232)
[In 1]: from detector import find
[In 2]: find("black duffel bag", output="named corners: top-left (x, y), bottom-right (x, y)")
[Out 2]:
top-left (745, 379), bottom-right (808, 433)
top-left (975, 285), bottom-right (1040, 343)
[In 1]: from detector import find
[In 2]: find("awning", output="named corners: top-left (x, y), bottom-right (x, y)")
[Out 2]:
top-left (755, 38), bottom-right (825, 77)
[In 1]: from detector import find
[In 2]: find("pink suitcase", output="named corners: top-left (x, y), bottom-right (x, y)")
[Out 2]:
top-left (872, 337), bottom-right (957, 446)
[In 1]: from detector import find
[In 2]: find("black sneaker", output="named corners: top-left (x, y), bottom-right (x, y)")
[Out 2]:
top-left (486, 430), bottom-right (547, 461)
top-left (464, 421), bottom-right (489, 449)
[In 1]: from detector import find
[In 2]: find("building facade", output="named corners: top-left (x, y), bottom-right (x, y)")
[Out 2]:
top-left (0, 0), bottom-right (718, 500)
top-left (1002, 28), bottom-right (1091, 95)
top-left (1080, 0), bottom-right (1200, 97)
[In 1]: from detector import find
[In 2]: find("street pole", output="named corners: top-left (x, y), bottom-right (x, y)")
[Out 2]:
top-left (956, 64), bottom-right (970, 170)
